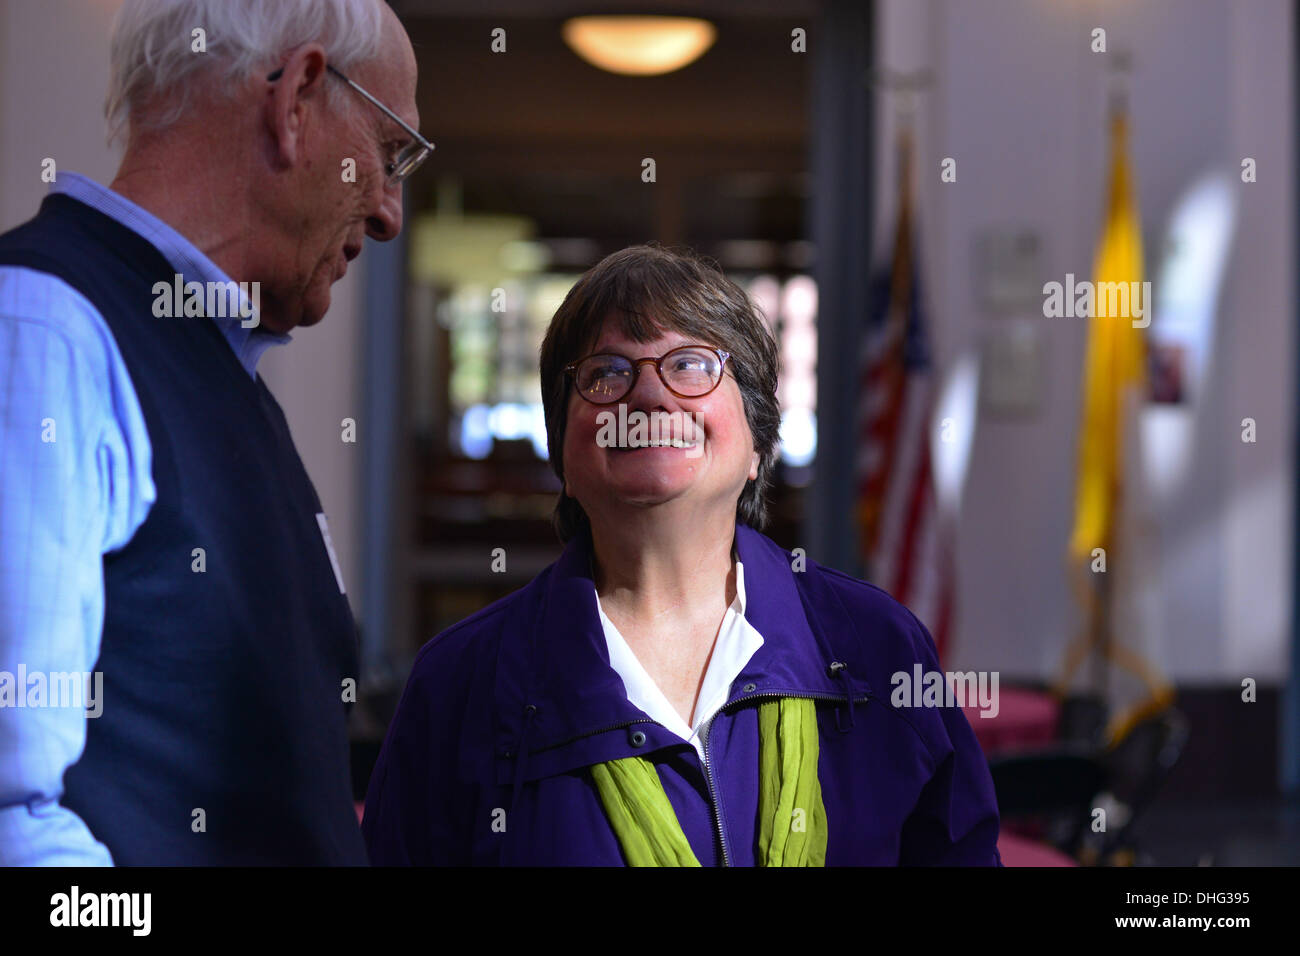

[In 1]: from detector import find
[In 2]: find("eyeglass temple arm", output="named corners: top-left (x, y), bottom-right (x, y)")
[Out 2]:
top-left (265, 65), bottom-right (433, 152)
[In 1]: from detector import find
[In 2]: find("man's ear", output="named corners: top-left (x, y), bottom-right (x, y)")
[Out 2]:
top-left (265, 43), bottom-right (329, 171)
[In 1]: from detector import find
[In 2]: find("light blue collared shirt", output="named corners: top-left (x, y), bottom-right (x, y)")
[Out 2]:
top-left (0, 173), bottom-right (290, 865)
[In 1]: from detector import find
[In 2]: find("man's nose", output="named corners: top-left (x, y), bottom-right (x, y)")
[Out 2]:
top-left (366, 184), bottom-right (403, 241)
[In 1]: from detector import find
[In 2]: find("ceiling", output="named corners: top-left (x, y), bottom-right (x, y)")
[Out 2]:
top-left (395, 5), bottom-right (815, 258)
top-left (393, 1), bottom-right (819, 19)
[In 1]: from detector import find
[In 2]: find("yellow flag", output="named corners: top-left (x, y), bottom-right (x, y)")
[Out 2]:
top-left (1069, 110), bottom-right (1147, 559)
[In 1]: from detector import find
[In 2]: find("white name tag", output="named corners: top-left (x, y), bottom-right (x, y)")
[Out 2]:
top-left (316, 512), bottom-right (346, 595)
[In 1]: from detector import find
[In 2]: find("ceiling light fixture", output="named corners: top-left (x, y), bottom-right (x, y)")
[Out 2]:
top-left (562, 15), bottom-right (717, 76)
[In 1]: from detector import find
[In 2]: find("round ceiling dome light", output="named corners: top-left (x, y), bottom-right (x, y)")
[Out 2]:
top-left (562, 15), bottom-right (717, 76)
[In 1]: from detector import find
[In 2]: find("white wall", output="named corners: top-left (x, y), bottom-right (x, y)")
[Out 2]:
top-left (1221, 2), bottom-right (1293, 682)
top-left (0, 0), bottom-right (366, 611)
top-left (0, 0), bottom-right (122, 229)
top-left (877, 0), bottom-right (1293, 684)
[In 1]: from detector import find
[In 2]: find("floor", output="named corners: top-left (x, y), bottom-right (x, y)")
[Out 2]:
top-left (1125, 798), bottom-right (1300, 866)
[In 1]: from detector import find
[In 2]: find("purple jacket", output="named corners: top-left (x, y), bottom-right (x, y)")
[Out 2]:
top-left (363, 523), bottom-right (1002, 865)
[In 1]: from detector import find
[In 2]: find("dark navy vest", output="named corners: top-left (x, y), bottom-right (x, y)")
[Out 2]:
top-left (0, 194), bottom-right (367, 864)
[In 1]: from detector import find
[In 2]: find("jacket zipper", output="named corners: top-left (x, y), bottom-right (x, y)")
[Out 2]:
top-left (699, 710), bottom-right (731, 866)
top-left (699, 689), bottom-right (873, 867)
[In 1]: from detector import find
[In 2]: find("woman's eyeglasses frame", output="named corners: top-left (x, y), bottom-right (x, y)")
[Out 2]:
top-left (564, 345), bottom-right (732, 405)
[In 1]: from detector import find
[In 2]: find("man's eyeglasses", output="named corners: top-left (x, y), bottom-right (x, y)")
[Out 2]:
top-left (565, 345), bottom-right (731, 405)
top-left (266, 63), bottom-right (433, 186)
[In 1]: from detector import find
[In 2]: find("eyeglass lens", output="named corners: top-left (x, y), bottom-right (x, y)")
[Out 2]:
top-left (574, 347), bottom-right (723, 402)
top-left (390, 141), bottom-right (429, 183)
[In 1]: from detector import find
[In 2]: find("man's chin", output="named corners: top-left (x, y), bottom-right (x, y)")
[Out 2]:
top-left (296, 290), bottom-right (332, 328)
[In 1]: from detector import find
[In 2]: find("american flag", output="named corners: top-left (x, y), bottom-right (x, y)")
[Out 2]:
top-left (855, 128), bottom-right (955, 662)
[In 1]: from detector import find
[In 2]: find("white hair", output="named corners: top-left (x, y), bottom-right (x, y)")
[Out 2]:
top-left (105, 0), bottom-right (388, 145)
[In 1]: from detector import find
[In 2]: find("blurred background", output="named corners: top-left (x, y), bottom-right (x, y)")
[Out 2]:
top-left (1, 0), bottom-right (1296, 865)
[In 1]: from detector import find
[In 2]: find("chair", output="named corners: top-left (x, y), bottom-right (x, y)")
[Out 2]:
top-left (997, 831), bottom-right (1078, 866)
top-left (1055, 693), bottom-right (1108, 748)
top-left (1087, 707), bottom-right (1189, 861)
top-left (988, 746), bottom-right (1110, 857)
top-left (990, 705), bottom-right (1190, 864)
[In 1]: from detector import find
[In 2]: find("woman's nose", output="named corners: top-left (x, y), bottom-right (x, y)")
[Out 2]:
top-left (625, 359), bottom-right (674, 409)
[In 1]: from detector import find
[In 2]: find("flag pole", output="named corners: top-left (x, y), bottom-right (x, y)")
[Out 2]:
top-left (1056, 48), bottom-right (1134, 711)
top-left (1059, 47), bottom-right (1175, 743)
top-left (857, 68), bottom-right (933, 571)
top-left (1108, 48), bottom-right (1133, 121)
top-left (1095, 50), bottom-right (1132, 708)
top-left (864, 67), bottom-right (934, 132)
top-left (854, 67), bottom-right (956, 661)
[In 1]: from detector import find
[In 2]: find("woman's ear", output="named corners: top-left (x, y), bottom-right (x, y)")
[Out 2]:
top-left (748, 451), bottom-right (759, 482)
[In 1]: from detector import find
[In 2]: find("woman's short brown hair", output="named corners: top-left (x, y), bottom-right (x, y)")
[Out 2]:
top-left (539, 243), bottom-right (782, 542)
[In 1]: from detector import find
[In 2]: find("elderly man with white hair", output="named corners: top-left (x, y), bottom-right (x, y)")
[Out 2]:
top-left (0, 0), bottom-right (428, 865)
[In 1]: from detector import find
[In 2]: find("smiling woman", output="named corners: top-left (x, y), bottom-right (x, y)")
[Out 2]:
top-left (541, 244), bottom-right (781, 541)
top-left (362, 244), bottom-right (1003, 866)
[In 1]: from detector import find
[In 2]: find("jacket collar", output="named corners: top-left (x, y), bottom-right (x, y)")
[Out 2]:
top-left (494, 523), bottom-right (875, 779)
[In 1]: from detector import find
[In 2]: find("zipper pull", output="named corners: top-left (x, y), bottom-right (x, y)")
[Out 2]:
top-left (828, 661), bottom-right (856, 732)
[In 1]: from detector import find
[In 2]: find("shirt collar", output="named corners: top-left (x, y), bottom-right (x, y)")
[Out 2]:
top-left (501, 524), bottom-right (866, 758)
top-left (595, 557), bottom-right (765, 754)
top-left (50, 172), bottom-right (290, 379)
top-left (733, 556), bottom-right (748, 615)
